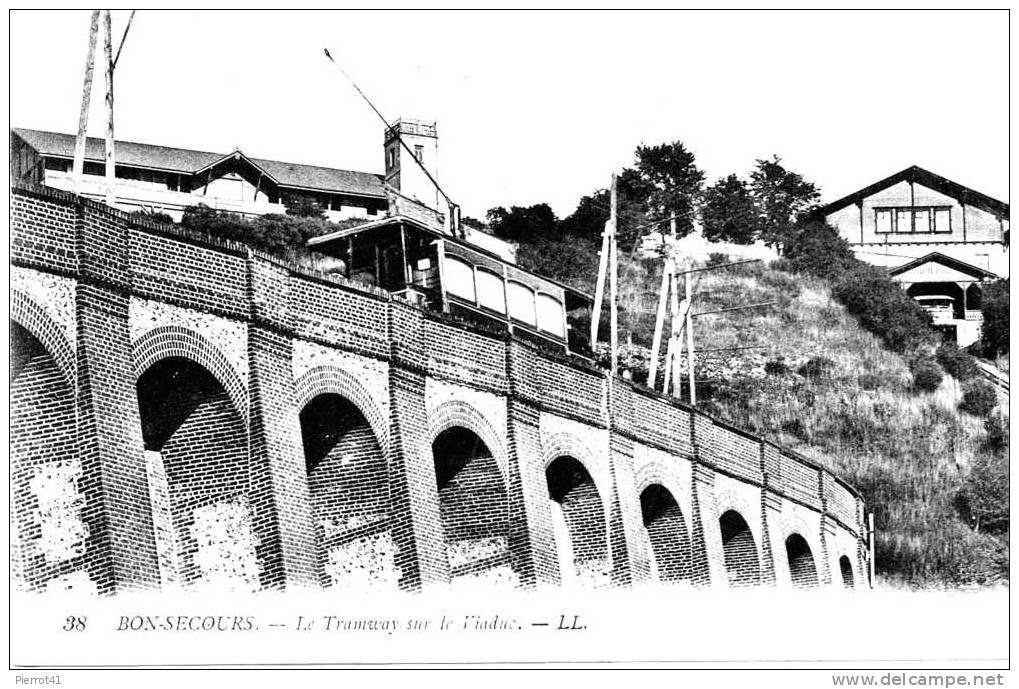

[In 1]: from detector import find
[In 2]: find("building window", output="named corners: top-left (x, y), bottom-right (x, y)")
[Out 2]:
top-left (896, 209), bottom-right (913, 233)
top-left (444, 257), bottom-right (476, 303)
top-left (875, 206), bottom-right (953, 235)
top-left (875, 209), bottom-right (893, 234)
top-left (414, 145), bottom-right (424, 162)
top-left (507, 281), bottom-right (536, 326)
top-left (476, 269), bottom-right (506, 314)
top-left (536, 293), bottom-right (565, 337)
top-left (933, 208), bottom-right (952, 233)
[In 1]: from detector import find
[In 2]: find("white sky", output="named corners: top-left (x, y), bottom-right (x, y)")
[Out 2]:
top-left (9, 9), bottom-right (1010, 220)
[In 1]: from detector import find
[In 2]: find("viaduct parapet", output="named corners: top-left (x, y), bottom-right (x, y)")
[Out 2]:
top-left (10, 184), bottom-right (869, 595)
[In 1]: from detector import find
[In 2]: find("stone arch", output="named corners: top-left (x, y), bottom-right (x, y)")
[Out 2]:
top-left (297, 385), bottom-right (395, 591)
top-left (719, 509), bottom-right (761, 588)
top-left (546, 453), bottom-right (609, 589)
top-left (639, 483), bottom-right (692, 585)
top-left (10, 290), bottom-right (75, 386)
top-left (785, 533), bottom-right (819, 590)
top-left (136, 355), bottom-right (258, 592)
top-left (294, 365), bottom-right (389, 457)
top-left (430, 406), bottom-right (516, 588)
top-left (132, 325), bottom-right (248, 422)
top-left (428, 399), bottom-right (508, 481)
top-left (839, 554), bottom-right (855, 589)
top-left (10, 320), bottom-right (88, 593)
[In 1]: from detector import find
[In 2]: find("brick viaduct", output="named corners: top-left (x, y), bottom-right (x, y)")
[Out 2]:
top-left (10, 184), bottom-right (869, 595)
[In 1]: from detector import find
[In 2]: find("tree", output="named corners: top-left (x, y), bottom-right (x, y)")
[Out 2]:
top-left (749, 155), bottom-right (821, 248)
top-left (701, 175), bottom-right (762, 244)
top-left (485, 203), bottom-right (558, 243)
top-left (633, 141), bottom-right (705, 238)
top-left (556, 169), bottom-right (650, 251)
top-left (979, 278), bottom-right (1009, 357)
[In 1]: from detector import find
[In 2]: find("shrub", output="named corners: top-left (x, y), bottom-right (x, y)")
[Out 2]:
top-left (910, 358), bottom-right (943, 392)
top-left (706, 252), bottom-right (730, 268)
top-left (960, 450), bottom-right (1009, 534)
top-left (984, 413), bottom-right (1009, 452)
top-left (979, 279), bottom-right (1009, 358)
top-left (129, 208), bottom-right (175, 225)
top-left (798, 356), bottom-right (835, 380)
top-left (858, 372), bottom-right (883, 390)
top-left (832, 264), bottom-right (935, 353)
top-left (959, 380), bottom-right (998, 417)
top-left (936, 343), bottom-right (979, 381)
top-left (780, 220), bottom-right (856, 282)
top-left (764, 357), bottom-right (788, 376)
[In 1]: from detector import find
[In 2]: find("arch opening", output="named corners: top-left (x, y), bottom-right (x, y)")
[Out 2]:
top-left (785, 533), bottom-right (819, 590)
top-left (719, 509), bottom-right (761, 588)
top-left (640, 484), bottom-right (692, 585)
top-left (432, 426), bottom-right (516, 588)
top-left (839, 554), bottom-right (855, 589)
top-left (136, 356), bottom-right (256, 591)
top-left (299, 393), bottom-right (396, 590)
top-left (546, 455), bottom-right (608, 588)
top-left (11, 322), bottom-right (89, 592)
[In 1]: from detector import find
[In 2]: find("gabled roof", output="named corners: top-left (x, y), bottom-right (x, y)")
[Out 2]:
top-left (888, 252), bottom-right (998, 280)
top-left (11, 127), bottom-right (386, 199)
top-left (819, 165), bottom-right (1009, 219)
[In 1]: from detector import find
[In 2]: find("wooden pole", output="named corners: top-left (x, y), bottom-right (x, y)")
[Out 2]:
top-left (647, 260), bottom-right (670, 387)
top-left (662, 334), bottom-right (675, 394)
top-left (868, 512), bottom-right (876, 589)
top-left (102, 10), bottom-right (116, 207)
top-left (647, 211), bottom-right (676, 388)
top-left (608, 173), bottom-right (619, 375)
top-left (590, 222), bottom-right (610, 347)
top-left (666, 262), bottom-right (681, 395)
top-left (73, 10), bottom-right (100, 192)
top-left (685, 269), bottom-right (696, 405)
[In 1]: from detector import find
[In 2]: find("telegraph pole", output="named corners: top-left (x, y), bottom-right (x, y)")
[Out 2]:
top-left (608, 173), bottom-right (619, 375)
top-left (102, 10), bottom-right (116, 207)
top-left (647, 211), bottom-right (676, 388)
top-left (73, 10), bottom-right (100, 192)
top-left (685, 268), bottom-right (696, 405)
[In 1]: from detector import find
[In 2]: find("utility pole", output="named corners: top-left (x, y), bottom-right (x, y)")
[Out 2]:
top-left (102, 10), bottom-right (116, 207)
top-left (73, 10), bottom-right (100, 192)
top-left (608, 173), bottom-right (619, 375)
top-left (589, 173), bottom-right (617, 356)
top-left (647, 211), bottom-right (676, 388)
top-left (685, 268), bottom-right (696, 405)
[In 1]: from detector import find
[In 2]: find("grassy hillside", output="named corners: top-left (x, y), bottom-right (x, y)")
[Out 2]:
top-left (527, 244), bottom-right (1009, 588)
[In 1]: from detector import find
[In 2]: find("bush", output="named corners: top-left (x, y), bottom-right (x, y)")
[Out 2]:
top-left (764, 357), bottom-right (788, 376)
top-left (979, 279), bottom-right (1009, 358)
top-left (858, 372), bottom-right (883, 390)
top-left (180, 204), bottom-right (342, 257)
top-left (129, 208), bottom-right (175, 225)
top-left (959, 380), bottom-right (998, 417)
top-left (780, 220), bottom-right (857, 282)
top-left (960, 450), bottom-right (1009, 534)
top-left (706, 252), bottom-right (730, 268)
top-left (936, 343), bottom-right (979, 381)
top-left (798, 356), bottom-right (835, 380)
top-left (984, 413), bottom-right (1009, 452)
top-left (832, 264), bottom-right (935, 353)
top-left (910, 359), bottom-right (943, 392)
